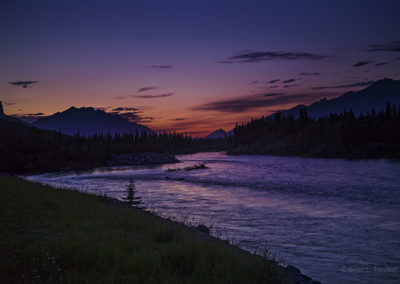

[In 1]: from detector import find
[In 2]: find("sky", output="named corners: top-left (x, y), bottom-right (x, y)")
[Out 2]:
top-left (1, 0), bottom-right (400, 136)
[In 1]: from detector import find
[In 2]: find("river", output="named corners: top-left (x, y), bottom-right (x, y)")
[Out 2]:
top-left (26, 152), bottom-right (400, 283)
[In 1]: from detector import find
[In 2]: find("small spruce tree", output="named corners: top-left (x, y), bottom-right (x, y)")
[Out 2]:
top-left (123, 178), bottom-right (141, 206)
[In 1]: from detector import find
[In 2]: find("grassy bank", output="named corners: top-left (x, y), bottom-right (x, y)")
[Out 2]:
top-left (0, 176), bottom-right (288, 283)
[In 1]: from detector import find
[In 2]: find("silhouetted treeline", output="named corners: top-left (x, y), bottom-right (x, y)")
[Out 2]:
top-left (229, 102), bottom-right (400, 158)
top-left (0, 120), bottom-right (226, 173)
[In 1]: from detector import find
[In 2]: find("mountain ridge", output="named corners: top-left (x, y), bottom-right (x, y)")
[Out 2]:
top-left (32, 106), bottom-right (153, 136)
top-left (205, 78), bottom-right (400, 138)
top-left (278, 78), bottom-right (400, 118)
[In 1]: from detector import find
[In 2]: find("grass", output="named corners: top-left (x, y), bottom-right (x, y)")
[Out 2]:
top-left (0, 175), bottom-right (289, 283)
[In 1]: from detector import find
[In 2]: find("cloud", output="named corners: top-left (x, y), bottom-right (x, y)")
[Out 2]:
top-left (8, 81), bottom-right (39, 88)
top-left (353, 60), bottom-right (373, 67)
top-left (299, 72), bottom-right (320, 76)
top-left (366, 41), bottom-right (400, 52)
top-left (268, 79), bottom-right (280, 84)
top-left (12, 112), bottom-right (45, 123)
top-left (112, 107), bottom-right (140, 111)
top-left (22, 112), bottom-right (44, 116)
top-left (150, 65), bottom-right (172, 69)
top-left (107, 107), bottom-right (153, 123)
top-left (263, 93), bottom-right (284, 97)
top-left (283, 84), bottom-right (298, 88)
top-left (138, 86), bottom-right (157, 92)
top-left (221, 50), bottom-right (330, 63)
top-left (133, 93), bottom-right (174, 99)
top-left (251, 81), bottom-right (258, 84)
top-left (115, 93), bottom-right (174, 100)
top-left (192, 92), bottom-right (320, 113)
top-left (269, 86), bottom-right (278, 89)
top-left (283, 78), bottom-right (296, 83)
top-left (375, 62), bottom-right (388, 67)
top-left (173, 118), bottom-right (186, 121)
top-left (94, 107), bottom-right (112, 111)
top-left (312, 81), bottom-right (375, 90)
top-left (118, 112), bottom-right (154, 123)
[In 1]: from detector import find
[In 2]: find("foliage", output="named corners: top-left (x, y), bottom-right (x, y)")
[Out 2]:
top-left (230, 102), bottom-right (400, 158)
top-left (0, 120), bottom-right (227, 173)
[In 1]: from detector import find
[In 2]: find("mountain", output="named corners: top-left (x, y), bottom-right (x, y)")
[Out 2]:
top-left (0, 101), bottom-right (28, 125)
top-left (279, 78), bottom-right (400, 118)
top-left (204, 129), bottom-right (233, 139)
top-left (33, 106), bottom-right (153, 136)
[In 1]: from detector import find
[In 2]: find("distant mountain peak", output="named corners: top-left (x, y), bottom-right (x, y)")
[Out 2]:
top-left (205, 128), bottom-right (233, 139)
top-left (367, 78), bottom-right (397, 90)
top-left (276, 77), bottom-right (400, 119)
top-left (375, 77), bottom-right (394, 84)
top-left (33, 106), bottom-right (153, 136)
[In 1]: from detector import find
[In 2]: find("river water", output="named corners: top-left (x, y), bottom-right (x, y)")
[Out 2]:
top-left (26, 152), bottom-right (400, 283)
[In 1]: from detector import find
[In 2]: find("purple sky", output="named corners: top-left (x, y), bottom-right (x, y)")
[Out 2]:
top-left (1, 0), bottom-right (399, 136)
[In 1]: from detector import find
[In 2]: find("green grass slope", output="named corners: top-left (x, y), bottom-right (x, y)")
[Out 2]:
top-left (0, 176), bottom-right (288, 283)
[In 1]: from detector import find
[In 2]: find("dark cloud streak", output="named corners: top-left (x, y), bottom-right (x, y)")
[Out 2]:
top-left (222, 50), bottom-right (330, 63)
top-left (283, 79), bottom-right (296, 83)
top-left (8, 81), bottom-right (39, 88)
top-left (112, 107), bottom-right (140, 111)
top-left (312, 81), bottom-right (375, 90)
top-left (115, 93), bottom-right (174, 99)
top-left (150, 65), bottom-right (172, 69)
top-left (12, 112), bottom-right (45, 123)
top-left (138, 86), bottom-right (157, 92)
top-left (263, 93), bottom-right (284, 97)
top-left (133, 93), bottom-right (174, 99)
top-left (299, 72), bottom-right (320, 76)
top-left (353, 60), bottom-right (373, 67)
top-left (192, 92), bottom-right (319, 113)
top-left (107, 107), bottom-right (153, 123)
top-left (366, 41), bottom-right (400, 52)
top-left (118, 112), bottom-right (154, 122)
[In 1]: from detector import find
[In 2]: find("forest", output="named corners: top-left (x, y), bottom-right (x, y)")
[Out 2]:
top-left (2, 102), bottom-right (400, 174)
top-left (0, 120), bottom-right (226, 173)
top-left (229, 102), bottom-right (400, 159)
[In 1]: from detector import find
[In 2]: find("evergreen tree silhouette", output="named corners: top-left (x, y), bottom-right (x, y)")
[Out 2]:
top-left (123, 178), bottom-right (141, 206)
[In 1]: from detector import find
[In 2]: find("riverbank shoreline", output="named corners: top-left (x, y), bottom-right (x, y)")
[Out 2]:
top-left (227, 146), bottom-right (400, 160)
top-left (14, 152), bottom-right (179, 176)
top-left (0, 175), bottom-right (320, 283)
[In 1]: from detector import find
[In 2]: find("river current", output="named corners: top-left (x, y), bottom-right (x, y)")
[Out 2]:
top-left (26, 152), bottom-right (400, 283)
